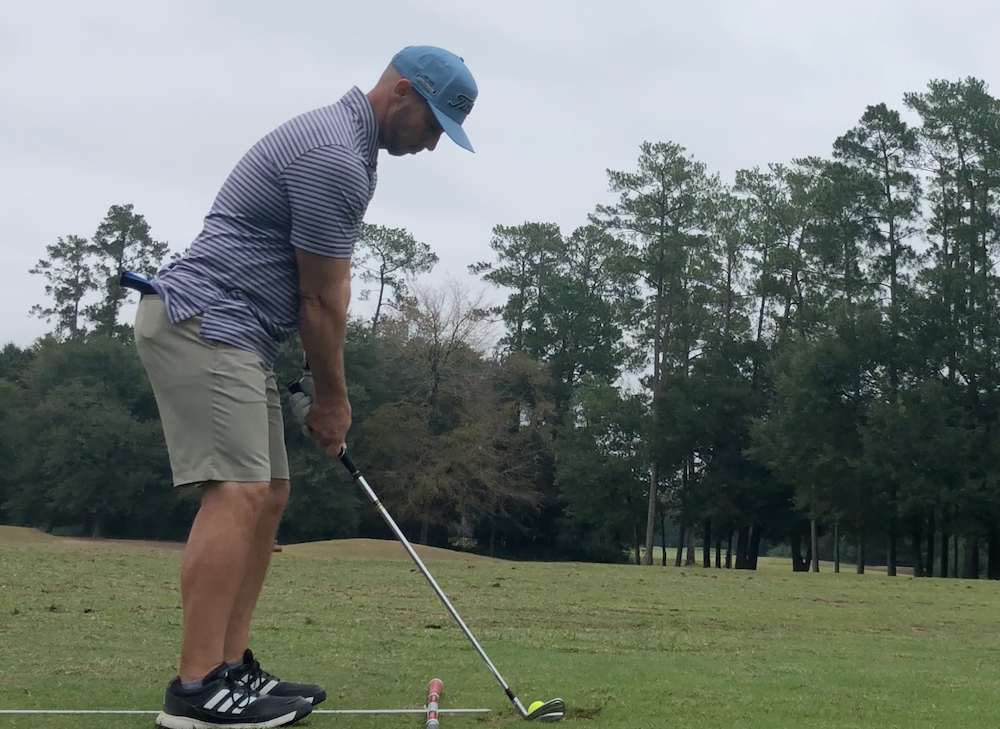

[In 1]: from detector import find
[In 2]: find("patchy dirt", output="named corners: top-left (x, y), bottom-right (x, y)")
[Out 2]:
top-left (567, 706), bottom-right (603, 720)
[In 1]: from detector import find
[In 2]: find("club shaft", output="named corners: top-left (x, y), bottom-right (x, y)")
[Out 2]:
top-left (340, 453), bottom-right (527, 718)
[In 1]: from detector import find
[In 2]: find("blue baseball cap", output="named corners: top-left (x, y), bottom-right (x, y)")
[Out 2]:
top-left (391, 45), bottom-right (478, 153)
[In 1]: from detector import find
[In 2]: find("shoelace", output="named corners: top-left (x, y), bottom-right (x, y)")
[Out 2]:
top-left (239, 658), bottom-right (277, 692)
top-left (221, 669), bottom-right (259, 708)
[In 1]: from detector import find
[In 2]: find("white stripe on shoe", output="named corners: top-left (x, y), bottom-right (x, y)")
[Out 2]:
top-left (195, 689), bottom-right (258, 717)
top-left (258, 680), bottom-right (280, 695)
top-left (203, 690), bottom-right (230, 711)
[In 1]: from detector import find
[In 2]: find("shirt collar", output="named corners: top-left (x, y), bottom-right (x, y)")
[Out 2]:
top-left (341, 86), bottom-right (379, 169)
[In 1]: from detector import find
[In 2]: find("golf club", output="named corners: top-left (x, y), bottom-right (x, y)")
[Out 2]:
top-left (337, 449), bottom-right (564, 722)
top-left (287, 381), bottom-right (564, 722)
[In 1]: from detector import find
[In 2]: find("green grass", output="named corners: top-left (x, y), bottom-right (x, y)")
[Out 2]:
top-left (2, 527), bottom-right (1000, 728)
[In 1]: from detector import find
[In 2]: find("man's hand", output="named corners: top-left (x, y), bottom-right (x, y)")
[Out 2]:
top-left (306, 395), bottom-right (352, 457)
top-left (289, 369), bottom-right (351, 456)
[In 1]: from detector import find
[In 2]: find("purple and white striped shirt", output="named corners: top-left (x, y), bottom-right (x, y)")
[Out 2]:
top-left (151, 86), bottom-right (378, 367)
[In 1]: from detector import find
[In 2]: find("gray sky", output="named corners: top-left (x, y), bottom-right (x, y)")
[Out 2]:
top-left (2, 0), bottom-right (996, 347)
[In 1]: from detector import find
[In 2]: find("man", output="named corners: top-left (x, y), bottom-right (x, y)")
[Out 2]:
top-left (132, 46), bottom-right (478, 729)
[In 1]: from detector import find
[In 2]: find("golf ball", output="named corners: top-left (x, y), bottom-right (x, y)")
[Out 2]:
top-left (529, 701), bottom-right (544, 713)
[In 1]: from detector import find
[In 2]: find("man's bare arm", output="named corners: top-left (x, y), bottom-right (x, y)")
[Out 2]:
top-left (295, 248), bottom-right (352, 408)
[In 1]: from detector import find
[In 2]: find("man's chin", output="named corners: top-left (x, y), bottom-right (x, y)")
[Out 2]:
top-left (386, 146), bottom-right (422, 157)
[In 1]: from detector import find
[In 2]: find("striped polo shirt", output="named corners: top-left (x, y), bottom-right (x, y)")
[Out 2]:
top-left (150, 86), bottom-right (379, 367)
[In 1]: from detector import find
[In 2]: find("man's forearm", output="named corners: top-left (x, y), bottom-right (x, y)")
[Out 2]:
top-left (298, 286), bottom-right (350, 406)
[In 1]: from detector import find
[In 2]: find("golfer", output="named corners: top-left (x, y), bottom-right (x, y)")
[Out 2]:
top-left (131, 46), bottom-right (478, 729)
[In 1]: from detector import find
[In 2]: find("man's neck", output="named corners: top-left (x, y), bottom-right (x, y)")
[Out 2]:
top-left (366, 89), bottom-right (389, 149)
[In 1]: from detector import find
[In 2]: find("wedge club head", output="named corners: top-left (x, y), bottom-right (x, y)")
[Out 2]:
top-left (524, 698), bottom-right (565, 722)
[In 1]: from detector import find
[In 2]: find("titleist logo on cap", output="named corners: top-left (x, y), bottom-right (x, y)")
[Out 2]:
top-left (449, 94), bottom-right (474, 114)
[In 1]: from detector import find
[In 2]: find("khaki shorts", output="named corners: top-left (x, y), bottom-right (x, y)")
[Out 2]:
top-left (134, 295), bottom-right (290, 487)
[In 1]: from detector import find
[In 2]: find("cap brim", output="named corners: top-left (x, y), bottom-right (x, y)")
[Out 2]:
top-left (429, 104), bottom-right (474, 153)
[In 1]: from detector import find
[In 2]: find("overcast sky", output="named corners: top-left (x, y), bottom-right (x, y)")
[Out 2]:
top-left (2, 0), bottom-right (997, 348)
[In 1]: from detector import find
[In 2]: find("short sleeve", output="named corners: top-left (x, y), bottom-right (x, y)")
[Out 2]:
top-left (280, 145), bottom-right (370, 259)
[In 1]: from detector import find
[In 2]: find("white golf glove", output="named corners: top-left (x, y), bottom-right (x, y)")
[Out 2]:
top-left (288, 370), bottom-right (314, 437)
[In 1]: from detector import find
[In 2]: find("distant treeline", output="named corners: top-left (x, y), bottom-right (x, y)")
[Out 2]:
top-left (4, 76), bottom-right (1000, 576)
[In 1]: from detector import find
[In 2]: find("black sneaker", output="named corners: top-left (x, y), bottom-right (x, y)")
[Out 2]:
top-left (155, 662), bottom-right (312, 728)
top-left (231, 649), bottom-right (327, 706)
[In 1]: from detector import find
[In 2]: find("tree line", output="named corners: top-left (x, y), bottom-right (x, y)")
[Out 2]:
top-left (4, 76), bottom-right (1000, 576)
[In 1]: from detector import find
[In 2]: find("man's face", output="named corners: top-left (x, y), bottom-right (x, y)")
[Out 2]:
top-left (383, 82), bottom-right (445, 156)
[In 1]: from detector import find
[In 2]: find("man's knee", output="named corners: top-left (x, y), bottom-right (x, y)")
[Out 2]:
top-left (197, 480), bottom-right (288, 525)
top-left (265, 479), bottom-right (290, 516)
top-left (200, 480), bottom-right (273, 517)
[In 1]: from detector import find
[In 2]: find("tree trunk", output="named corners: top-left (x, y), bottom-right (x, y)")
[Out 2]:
top-left (702, 520), bottom-right (712, 568)
top-left (371, 281), bottom-right (387, 333)
top-left (963, 535), bottom-right (980, 579)
top-left (810, 519), bottom-right (819, 572)
top-left (419, 516), bottom-right (430, 545)
top-left (661, 512), bottom-right (667, 567)
top-left (685, 528), bottom-right (696, 566)
top-left (926, 510), bottom-right (935, 578)
top-left (634, 524), bottom-right (640, 566)
top-left (642, 462), bottom-right (658, 565)
top-left (856, 526), bottom-right (866, 575)
top-left (834, 518), bottom-right (840, 573)
top-left (725, 531), bottom-right (733, 569)
top-left (715, 535), bottom-right (722, 569)
top-left (675, 524), bottom-right (685, 567)
top-left (735, 526), bottom-right (750, 569)
top-left (748, 525), bottom-right (764, 570)
top-left (886, 521), bottom-right (897, 577)
top-left (941, 513), bottom-right (950, 578)
top-left (912, 518), bottom-right (924, 578)
top-left (790, 531), bottom-right (807, 572)
top-left (642, 280), bottom-right (665, 566)
top-left (989, 521), bottom-right (1000, 580)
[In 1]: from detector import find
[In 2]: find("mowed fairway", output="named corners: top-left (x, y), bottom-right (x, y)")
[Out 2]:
top-left (2, 526), bottom-right (1000, 728)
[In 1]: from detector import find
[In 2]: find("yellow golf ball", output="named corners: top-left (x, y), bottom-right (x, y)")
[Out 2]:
top-left (529, 701), bottom-right (544, 713)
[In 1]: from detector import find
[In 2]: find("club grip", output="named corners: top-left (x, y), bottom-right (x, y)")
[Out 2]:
top-left (119, 270), bottom-right (156, 296)
top-left (339, 449), bottom-right (359, 476)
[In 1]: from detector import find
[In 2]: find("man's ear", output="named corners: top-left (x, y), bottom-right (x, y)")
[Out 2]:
top-left (391, 78), bottom-right (413, 103)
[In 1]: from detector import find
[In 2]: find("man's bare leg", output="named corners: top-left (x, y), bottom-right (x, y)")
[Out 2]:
top-left (177, 480), bottom-right (272, 683)
top-left (223, 479), bottom-right (290, 664)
